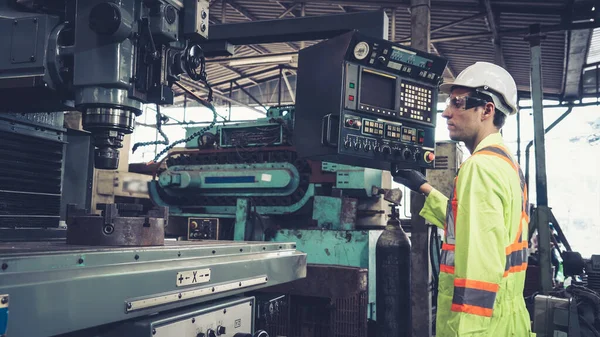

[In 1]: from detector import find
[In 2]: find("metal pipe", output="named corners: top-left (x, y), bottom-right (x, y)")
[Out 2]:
top-left (390, 7), bottom-right (396, 41)
top-left (527, 23), bottom-right (552, 294)
top-left (228, 81), bottom-right (233, 121)
top-left (281, 70), bottom-right (295, 103)
top-left (207, 52), bottom-right (298, 64)
top-left (410, 1), bottom-right (432, 336)
top-left (524, 107), bottom-right (573, 201)
top-left (300, 2), bottom-right (306, 49)
top-left (221, 0), bottom-right (227, 23)
top-left (278, 66), bottom-right (283, 106)
top-left (183, 94), bottom-right (187, 123)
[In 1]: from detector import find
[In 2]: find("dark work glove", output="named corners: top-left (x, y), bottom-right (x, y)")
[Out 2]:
top-left (393, 169), bottom-right (427, 192)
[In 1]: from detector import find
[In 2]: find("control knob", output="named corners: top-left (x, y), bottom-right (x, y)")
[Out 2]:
top-left (207, 329), bottom-right (217, 337)
top-left (364, 144), bottom-right (372, 152)
top-left (344, 139), bottom-right (351, 149)
top-left (381, 146), bottom-right (391, 155)
top-left (414, 149), bottom-right (421, 161)
top-left (402, 148), bottom-right (413, 160)
top-left (377, 55), bottom-right (387, 63)
top-left (354, 142), bottom-right (362, 151)
top-left (216, 326), bottom-right (226, 335)
top-left (374, 145), bottom-right (382, 153)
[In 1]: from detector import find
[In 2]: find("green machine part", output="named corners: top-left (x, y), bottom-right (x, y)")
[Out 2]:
top-left (269, 229), bottom-right (383, 321)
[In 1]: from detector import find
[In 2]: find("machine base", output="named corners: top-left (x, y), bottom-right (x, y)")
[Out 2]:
top-left (0, 240), bottom-right (306, 337)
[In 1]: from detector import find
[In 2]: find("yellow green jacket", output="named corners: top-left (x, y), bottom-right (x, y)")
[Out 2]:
top-left (420, 133), bottom-right (534, 337)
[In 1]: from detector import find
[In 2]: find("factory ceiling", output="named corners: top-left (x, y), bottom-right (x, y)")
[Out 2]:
top-left (173, 0), bottom-right (599, 108)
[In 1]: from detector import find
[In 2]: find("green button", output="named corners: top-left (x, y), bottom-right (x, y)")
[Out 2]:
top-left (349, 82), bottom-right (355, 88)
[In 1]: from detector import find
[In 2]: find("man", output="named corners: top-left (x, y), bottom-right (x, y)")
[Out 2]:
top-left (395, 62), bottom-right (534, 336)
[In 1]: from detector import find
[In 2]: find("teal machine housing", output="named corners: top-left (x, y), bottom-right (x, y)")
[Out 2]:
top-left (149, 106), bottom-right (401, 320)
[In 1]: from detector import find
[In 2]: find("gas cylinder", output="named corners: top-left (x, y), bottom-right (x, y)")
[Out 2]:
top-left (376, 203), bottom-right (412, 337)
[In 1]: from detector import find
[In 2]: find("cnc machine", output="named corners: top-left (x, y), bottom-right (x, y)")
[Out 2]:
top-left (0, 2), bottom-right (305, 337)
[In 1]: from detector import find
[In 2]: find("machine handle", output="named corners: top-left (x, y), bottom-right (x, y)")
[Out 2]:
top-left (321, 114), bottom-right (338, 147)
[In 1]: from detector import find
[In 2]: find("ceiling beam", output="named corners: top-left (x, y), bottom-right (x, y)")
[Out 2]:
top-left (277, 2), bottom-right (299, 18)
top-left (430, 20), bottom-right (600, 43)
top-left (227, 0), bottom-right (300, 51)
top-left (397, 12), bottom-right (486, 43)
top-left (209, 3), bottom-right (271, 54)
top-left (273, 0), bottom-right (570, 15)
top-left (208, 10), bottom-right (388, 44)
top-left (563, 28), bottom-right (593, 99)
top-left (482, 0), bottom-right (507, 68)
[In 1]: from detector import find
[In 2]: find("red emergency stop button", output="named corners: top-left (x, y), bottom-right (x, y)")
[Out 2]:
top-left (424, 151), bottom-right (435, 163)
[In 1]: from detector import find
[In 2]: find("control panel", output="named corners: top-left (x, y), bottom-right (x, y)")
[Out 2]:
top-left (341, 114), bottom-right (435, 166)
top-left (294, 31), bottom-right (448, 171)
top-left (188, 218), bottom-right (219, 240)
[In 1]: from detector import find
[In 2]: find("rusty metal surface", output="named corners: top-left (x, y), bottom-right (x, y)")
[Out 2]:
top-left (260, 264), bottom-right (367, 299)
top-left (65, 204), bottom-right (167, 246)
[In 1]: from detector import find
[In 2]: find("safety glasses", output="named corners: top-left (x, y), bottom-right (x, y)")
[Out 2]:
top-left (445, 95), bottom-right (489, 111)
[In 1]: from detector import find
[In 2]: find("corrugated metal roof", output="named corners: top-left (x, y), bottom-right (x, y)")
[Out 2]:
top-left (174, 0), bottom-right (595, 104)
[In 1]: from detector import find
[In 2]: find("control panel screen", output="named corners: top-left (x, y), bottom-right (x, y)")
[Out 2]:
top-left (390, 46), bottom-right (433, 69)
top-left (360, 69), bottom-right (396, 110)
top-left (399, 81), bottom-right (433, 123)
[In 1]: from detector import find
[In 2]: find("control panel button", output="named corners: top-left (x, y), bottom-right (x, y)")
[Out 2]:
top-left (424, 151), bottom-right (435, 163)
top-left (349, 82), bottom-right (355, 88)
top-left (349, 95), bottom-right (355, 101)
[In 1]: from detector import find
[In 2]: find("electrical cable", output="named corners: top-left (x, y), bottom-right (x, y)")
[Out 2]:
top-left (132, 104), bottom-right (169, 153)
top-left (429, 225), bottom-right (441, 303)
top-left (149, 82), bottom-right (217, 164)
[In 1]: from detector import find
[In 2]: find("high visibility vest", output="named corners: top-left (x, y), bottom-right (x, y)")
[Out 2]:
top-left (440, 145), bottom-right (530, 280)
top-left (422, 139), bottom-right (535, 337)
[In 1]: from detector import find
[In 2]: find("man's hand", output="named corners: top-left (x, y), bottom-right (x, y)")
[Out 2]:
top-left (393, 169), bottom-right (428, 193)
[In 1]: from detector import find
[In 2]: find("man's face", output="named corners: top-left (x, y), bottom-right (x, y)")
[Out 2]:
top-left (441, 87), bottom-right (483, 142)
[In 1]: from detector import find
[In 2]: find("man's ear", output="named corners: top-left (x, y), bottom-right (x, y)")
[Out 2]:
top-left (482, 102), bottom-right (494, 121)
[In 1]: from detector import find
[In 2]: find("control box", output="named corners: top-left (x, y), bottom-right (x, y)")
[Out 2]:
top-left (294, 31), bottom-right (448, 171)
top-left (188, 218), bottom-right (219, 240)
top-left (99, 296), bottom-right (255, 337)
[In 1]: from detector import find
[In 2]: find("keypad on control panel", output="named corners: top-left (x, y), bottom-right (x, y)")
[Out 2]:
top-left (400, 82), bottom-right (432, 123)
top-left (363, 120), bottom-right (384, 136)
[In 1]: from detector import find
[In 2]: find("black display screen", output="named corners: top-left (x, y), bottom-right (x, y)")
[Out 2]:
top-left (360, 70), bottom-right (396, 110)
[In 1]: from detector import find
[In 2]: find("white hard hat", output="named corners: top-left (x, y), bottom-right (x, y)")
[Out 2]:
top-left (439, 62), bottom-right (518, 116)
